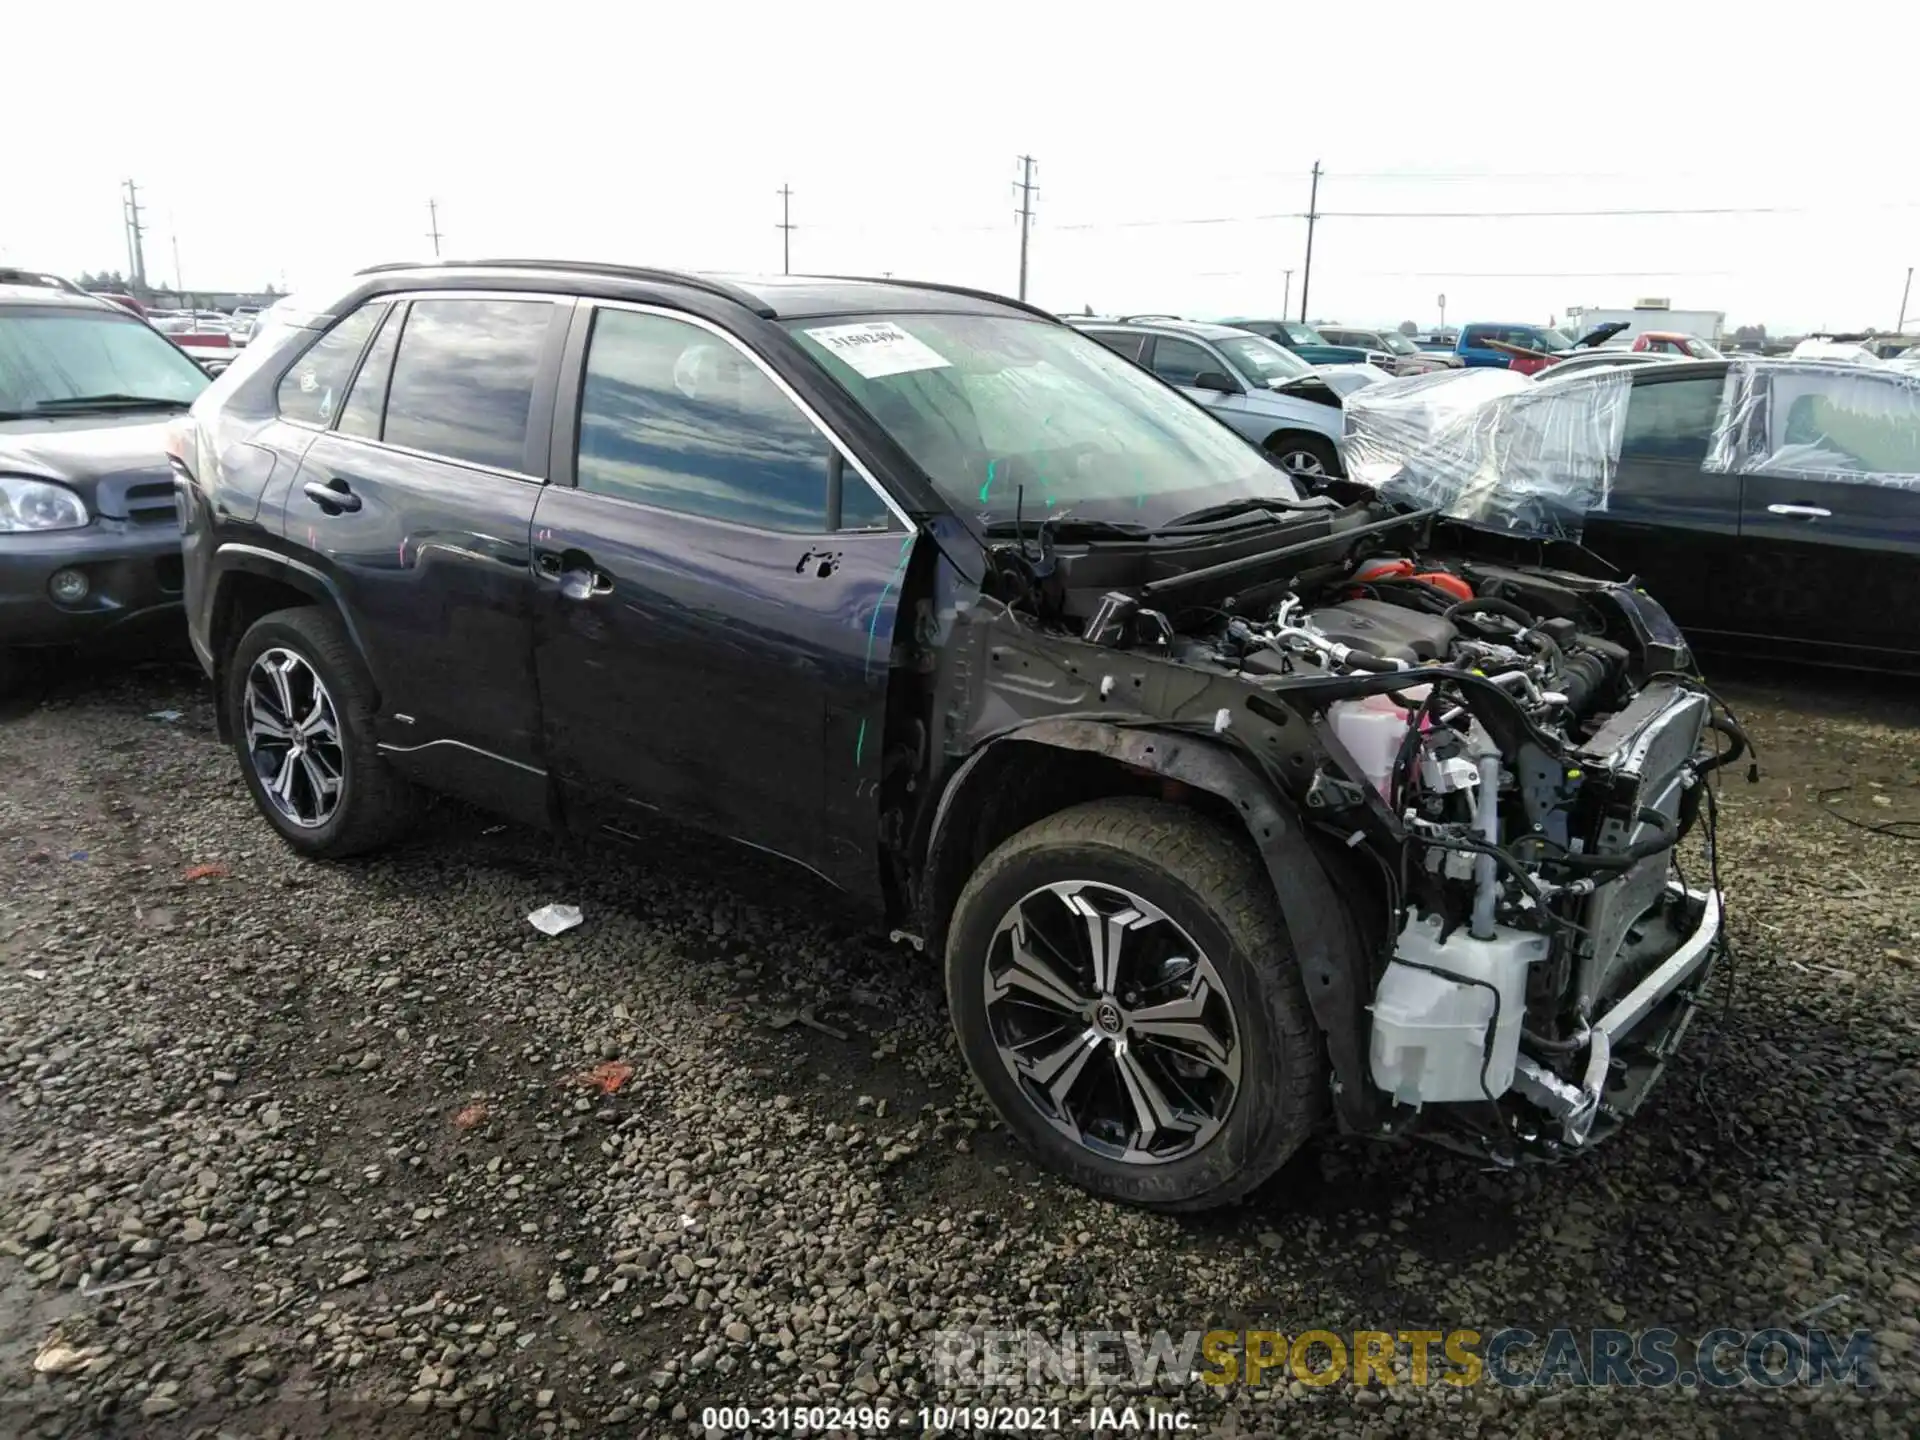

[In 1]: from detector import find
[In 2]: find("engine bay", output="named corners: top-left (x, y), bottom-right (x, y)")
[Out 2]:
top-left (973, 503), bottom-right (1742, 1162)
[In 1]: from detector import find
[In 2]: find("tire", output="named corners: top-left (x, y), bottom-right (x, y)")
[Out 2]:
top-left (945, 797), bottom-right (1325, 1211)
top-left (225, 606), bottom-right (415, 857)
top-left (1266, 431), bottom-right (1341, 481)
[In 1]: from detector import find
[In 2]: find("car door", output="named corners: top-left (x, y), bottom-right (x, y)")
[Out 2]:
top-left (1732, 365), bottom-right (1920, 662)
top-left (1144, 334), bottom-right (1274, 446)
top-left (284, 293), bottom-right (568, 823)
top-left (529, 301), bottom-right (911, 895)
top-left (1580, 367), bottom-right (1739, 638)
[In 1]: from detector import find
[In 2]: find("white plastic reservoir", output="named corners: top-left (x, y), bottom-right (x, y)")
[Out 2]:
top-left (1326, 685), bottom-right (1429, 798)
top-left (1369, 910), bottom-right (1550, 1106)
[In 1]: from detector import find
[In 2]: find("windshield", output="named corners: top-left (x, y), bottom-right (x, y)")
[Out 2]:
top-left (787, 313), bottom-right (1295, 526)
top-left (1530, 328), bottom-right (1574, 354)
top-left (1215, 334), bottom-right (1311, 384)
top-left (1279, 322), bottom-right (1326, 346)
top-left (0, 306), bottom-right (209, 414)
top-left (1380, 333), bottom-right (1418, 355)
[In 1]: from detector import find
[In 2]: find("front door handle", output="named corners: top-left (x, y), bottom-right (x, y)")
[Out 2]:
top-left (535, 548), bottom-right (613, 600)
top-left (1767, 503), bottom-right (1832, 519)
top-left (303, 478), bottom-right (361, 514)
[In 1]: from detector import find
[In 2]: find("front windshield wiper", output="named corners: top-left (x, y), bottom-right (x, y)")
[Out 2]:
top-left (30, 394), bottom-right (192, 413)
top-left (983, 516), bottom-right (1150, 540)
top-left (1158, 496), bottom-right (1330, 528)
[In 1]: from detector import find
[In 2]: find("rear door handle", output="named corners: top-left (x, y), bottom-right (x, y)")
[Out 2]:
top-left (1766, 503), bottom-right (1832, 519)
top-left (303, 478), bottom-right (362, 514)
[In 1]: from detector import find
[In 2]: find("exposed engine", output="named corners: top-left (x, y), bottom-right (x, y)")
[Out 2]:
top-left (1179, 550), bottom-right (1740, 1158)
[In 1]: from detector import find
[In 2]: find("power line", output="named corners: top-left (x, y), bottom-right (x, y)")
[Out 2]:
top-left (1014, 155), bottom-right (1037, 302)
top-left (1048, 200), bottom-right (1919, 231)
top-left (1317, 205), bottom-right (1809, 218)
top-left (776, 184), bottom-right (794, 275)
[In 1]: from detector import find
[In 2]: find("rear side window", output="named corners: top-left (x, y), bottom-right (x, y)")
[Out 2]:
top-left (335, 305), bottom-right (403, 440)
top-left (276, 303), bottom-right (384, 426)
top-left (382, 299), bottom-right (553, 472)
top-left (575, 308), bottom-right (835, 532)
top-left (1085, 329), bottom-right (1145, 362)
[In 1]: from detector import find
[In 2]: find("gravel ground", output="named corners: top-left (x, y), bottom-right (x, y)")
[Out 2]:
top-left (1, 658), bottom-right (1916, 1439)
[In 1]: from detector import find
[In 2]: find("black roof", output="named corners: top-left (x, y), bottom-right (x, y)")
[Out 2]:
top-left (353, 260), bottom-right (1052, 324)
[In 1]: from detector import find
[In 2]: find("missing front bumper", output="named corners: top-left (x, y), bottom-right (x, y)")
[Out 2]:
top-left (1513, 883), bottom-right (1722, 1148)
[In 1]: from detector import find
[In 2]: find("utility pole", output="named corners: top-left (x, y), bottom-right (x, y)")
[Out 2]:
top-left (1298, 161), bottom-right (1321, 323)
top-left (1900, 266), bottom-right (1914, 332)
top-left (122, 179), bottom-right (148, 291)
top-left (426, 199), bottom-right (443, 258)
top-left (776, 185), bottom-right (794, 275)
top-left (171, 228), bottom-right (185, 302)
top-left (1014, 155), bottom-right (1038, 302)
top-left (1282, 269), bottom-right (1294, 318)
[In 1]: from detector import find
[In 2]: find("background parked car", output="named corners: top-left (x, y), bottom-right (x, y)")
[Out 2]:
top-left (1455, 321), bottom-right (1575, 368)
top-left (0, 273), bottom-right (210, 690)
top-left (1353, 359), bottom-right (1920, 673)
top-left (1625, 330), bottom-right (1722, 359)
top-left (1074, 317), bottom-right (1364, 477)
top-left (1220, 317), bottom-right (1379, 368)
top-left (1315, 326), bottom-right (1461, 375)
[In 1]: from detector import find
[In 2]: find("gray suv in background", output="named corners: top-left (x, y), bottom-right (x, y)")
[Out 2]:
top-left (1072, 317), bottom-right (1376, 477)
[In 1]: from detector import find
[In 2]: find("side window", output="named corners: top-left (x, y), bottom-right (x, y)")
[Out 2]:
top-left (275, 303), bottom-right (384, 427)
top-left (1461, 325), bottom-right (1489, 348)
top-left (382, 299), bottom-right (554, 472)
top-left (1086, 329), bottom-right (1145, 362)
top-left (1765, 373), bottom-right (1920, 475)
top-left (1620, 377), bottom-right (1723, 462)
top-left (576, 308), bottom-right (837, 532)
top-left (335, 304), bottom-right (403, 440)
top-left (1149, 337), bottom-right (1217, 387)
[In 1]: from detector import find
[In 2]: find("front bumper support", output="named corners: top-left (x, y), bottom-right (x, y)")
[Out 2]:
top-left (1513, 883), bottom-right (1721, 1146)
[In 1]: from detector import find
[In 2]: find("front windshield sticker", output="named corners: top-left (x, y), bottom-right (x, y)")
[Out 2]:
top-left (803, 321), bottom-right (951, 380)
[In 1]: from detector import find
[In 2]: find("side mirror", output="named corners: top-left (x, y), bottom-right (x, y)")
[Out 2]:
top-left (1191, 370), bottom-right (1238, 394)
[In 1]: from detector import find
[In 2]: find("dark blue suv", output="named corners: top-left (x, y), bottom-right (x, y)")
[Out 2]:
top-left (173, 260), bottom-right (1727, 1211)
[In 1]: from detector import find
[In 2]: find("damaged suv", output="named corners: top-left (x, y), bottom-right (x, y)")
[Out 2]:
top-left (174, 262), bottom-right (1736, 1209)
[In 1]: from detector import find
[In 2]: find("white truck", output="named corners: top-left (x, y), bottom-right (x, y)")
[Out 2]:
top-left (1565, 300), bottom-right (1726, 344)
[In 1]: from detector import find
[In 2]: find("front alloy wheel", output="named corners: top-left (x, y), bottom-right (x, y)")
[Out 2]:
top-left (1276, 446), bottom-right (1329, 478)
top-left (946, 797), bottom-right (1326, 1211)
top-left (984, 881), bottom-right (1242, 1164)
top-left (244, 647), bottom-right (346, 828)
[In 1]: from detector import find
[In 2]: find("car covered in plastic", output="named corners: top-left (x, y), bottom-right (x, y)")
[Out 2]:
top-left (1341, 359), bottom-right (1920, 672)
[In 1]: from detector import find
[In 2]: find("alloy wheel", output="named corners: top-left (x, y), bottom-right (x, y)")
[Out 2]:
top-left (982, 880), bottom-right (1242, 1165)
top-left (1278, 449), bottom-right (1328, 478)
top-left (244, 648), bottom-right (346, 829)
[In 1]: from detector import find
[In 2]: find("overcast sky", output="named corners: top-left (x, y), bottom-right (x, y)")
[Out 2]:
top-left (8, 3), bottom-right (1914, 334)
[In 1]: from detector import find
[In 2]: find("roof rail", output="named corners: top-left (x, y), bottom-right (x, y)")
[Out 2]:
top-left (809, 274), bottom-right (1059, 323)
top-left (1118, 313), bottom-right (1184, 323)
top-left (0, 267), bottom-right (89, 296)
top-left (352, 258), bottom-right (776, 317)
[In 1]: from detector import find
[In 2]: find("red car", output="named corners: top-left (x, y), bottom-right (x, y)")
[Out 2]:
top-left (1631, 330), bottom-right (1722, 358)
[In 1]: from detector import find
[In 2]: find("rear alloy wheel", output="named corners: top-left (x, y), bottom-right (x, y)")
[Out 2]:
top-left (946, 798), bottom-right (1325, 1210)
top-left (1268, 433), bottom-right (1340, 480)
top-left (226, 607), bottom-right (415, 857)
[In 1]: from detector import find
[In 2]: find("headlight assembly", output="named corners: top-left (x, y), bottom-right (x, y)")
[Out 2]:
top-left (0, 476), bottom-right (90, 532)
